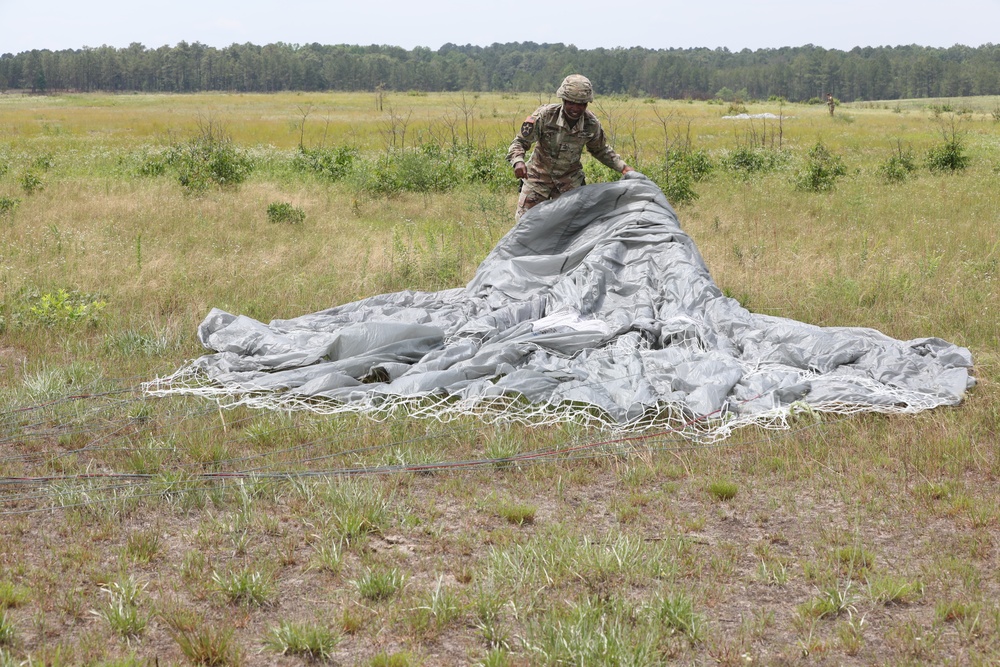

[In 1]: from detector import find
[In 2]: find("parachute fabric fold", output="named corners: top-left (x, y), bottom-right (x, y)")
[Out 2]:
top-left (146, 173), bottom-right (974, 439)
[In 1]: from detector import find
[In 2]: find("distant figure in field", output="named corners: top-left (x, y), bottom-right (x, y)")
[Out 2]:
top-left (827, 93), bottom-right (836, 116)
top-left (507, 74), bottom-right (633, 221)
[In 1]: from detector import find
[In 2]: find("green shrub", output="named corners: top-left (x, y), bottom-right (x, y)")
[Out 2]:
top-left (663, 171), bottom-right (698, 205)
top-left (293, 145), bottom-right (358, 181)
top-left (648, 164), bottom-right (698, 206)
top-left (926, 133), bottom-right (969, 173)
top-left (28, 289), bottom-right (106, 327)
top-left (266, 202), bottom-right (306, 224)
top-left (136, 149), bottom-right (171, 177)
top-left (794, 141), bottom-right (847, 192)
top-left (32, 153), bottom-right (55, 171)
top-left (20, 171), bottom-right (44, 194)
top-left (0, 196), bottom-right (20, 217)
top-left (721, 146), bottom-right (787, 179)
top-left (359, 145), bottom-right (460, 195)
top-left (646, 148), bottom-right (714, 205)
top-left (466, 146), bottom-right (517, 191)
top-left (876, 143), bottom-right (917, 183)
top-left (677, 149), bottom-right (715, 182)
top-left (582, 157), bottom-right (623, 185)
top-left (169, 122), bottom-right (254, 193)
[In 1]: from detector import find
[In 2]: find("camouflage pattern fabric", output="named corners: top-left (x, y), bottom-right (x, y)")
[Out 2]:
top-left (556, 74), bottom-right (594, 103)
top-left (507, 103), bottom-right (627, 219)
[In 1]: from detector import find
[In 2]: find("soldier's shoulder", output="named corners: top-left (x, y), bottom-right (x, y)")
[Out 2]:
top-left (519, 104), bottom-right (558, 127)
top-left (533, 103), bottom-right (561, 119)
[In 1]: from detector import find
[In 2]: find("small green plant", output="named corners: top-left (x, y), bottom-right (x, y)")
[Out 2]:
top-left (28, 289), bottom-right (106, 327)
top-left (266, 201), bottom-right (306, 224)
top-left (834, 545), bottom-right (875, 574)
top-left (935, 599), bottom-right (979, 623)
top-left (32, 153), bottom-right (55, 170)
top-left (478, 649), bottom-right (511, 667)
top-left (124, 529), bottom-right (162, 564)
top-left (722, 146), bottom-right (787, 178)
top-left (655, 592), bottom-right (705, 642)
top-left (867, 574), bottom-right (924, 605)
top-left (0, 612), bottom-right (15, 646)
top-left (798, 581), bottom-right (857, 619)
top-left (166, 617), bottom-right (242, 666)
top-left (212, 568), bottom-right (275, 607)
top-left (466, 146), bottom-right (517, 191)
top-left (794, 141), bottom-right (847, 192)
top-left (0, 196), bottom-right (20, 217)
top-left (22, 361), bottom-right (98, 400)
top-left (136, 149), bottom-right (171, 177)
top-left (93, 576), bottom-right (149, 642)
top-left (308, 540), bottom-right (343, 574)
top-left (523, 598), bottom-right (666, 662)
top-left (354, 568), bottom-right (405, 602)
top-left (340, 607), bottom-right (366, 635)
top-left (757, 558), bottom-right (790, 585)
top-left (411, 576), bottom-right (462, 634)
top-left (293, 145), bottom-right (358, 181)
top-left (836, 612), bottom-right (866, 656)
top-left (497, 501), bottom-right (536, 526)
top-left (19, 170), bottom-right (44, 194)
top-left (104, 325), bottom-right (174, 357)
top-left (265, 620), bottom-right (341, 660)
top-left (707, 480), bottom-right (738, 501)
top-left (876, 141), bottom-right (917, 183)
top-left (926, 123), bottom-right (970, 172)
top-left (369, 651), bottom-right (415, 667)
top-left (477, 616), bottom-right (511, 653)
top-left (0, 583), bottom-right (29, 609)
top-left (649, 154), bottom-right (701, 206)
top-left (484, 432), bottom-right (520, 470)
top-left (322, 480), bottom-right (391, 543)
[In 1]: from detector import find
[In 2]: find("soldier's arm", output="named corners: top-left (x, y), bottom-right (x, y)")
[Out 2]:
top-left (585, 122), bottom-right (629, 173)
top-left (507, 110), bottom-right (541, 168)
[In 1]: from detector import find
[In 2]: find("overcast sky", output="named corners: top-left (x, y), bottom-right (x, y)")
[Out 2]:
top-left (2, 0), bottom-right (998, 55)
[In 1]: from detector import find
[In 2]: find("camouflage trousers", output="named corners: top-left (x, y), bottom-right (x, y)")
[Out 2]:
top-left (515, 174), bottom-right (585, 221)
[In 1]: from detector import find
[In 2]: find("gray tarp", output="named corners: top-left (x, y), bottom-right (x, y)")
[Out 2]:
top-left (151, 174), bottom-right (974, 437)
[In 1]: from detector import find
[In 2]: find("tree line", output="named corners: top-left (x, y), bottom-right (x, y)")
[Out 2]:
top-left (2, 41), bottom-right (999, 102)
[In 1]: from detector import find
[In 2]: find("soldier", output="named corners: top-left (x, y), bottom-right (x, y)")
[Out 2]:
top-left (826, 92), bottom-right (836, 116)
top-left (507, 74), bottom-right (634, 220)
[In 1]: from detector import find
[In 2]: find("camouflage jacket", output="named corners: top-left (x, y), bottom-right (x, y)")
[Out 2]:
top-left (507, 103), bottom-right (626, 191)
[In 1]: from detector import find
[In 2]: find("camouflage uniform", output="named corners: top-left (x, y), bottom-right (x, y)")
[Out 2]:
top-left (507, 103), bottom-right (627, 220)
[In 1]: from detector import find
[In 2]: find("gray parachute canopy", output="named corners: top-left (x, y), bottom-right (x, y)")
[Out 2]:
top-left (147, 174), bottom-right (974, 440)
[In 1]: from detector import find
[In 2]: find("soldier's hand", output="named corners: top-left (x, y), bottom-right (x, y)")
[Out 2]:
top-left (513, 162), bottom-right (527, 179)
top-left (622, 166), bottom-right (635, 174)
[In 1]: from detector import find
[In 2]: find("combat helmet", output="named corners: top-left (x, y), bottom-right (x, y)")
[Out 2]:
top-left (556, 74), bottom-right (594, 103)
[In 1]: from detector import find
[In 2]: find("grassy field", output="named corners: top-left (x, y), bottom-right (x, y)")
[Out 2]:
top-left (0, 90), bottom-right (997, 666)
